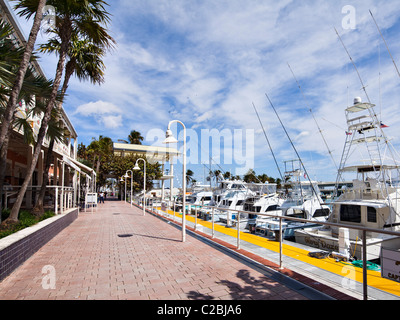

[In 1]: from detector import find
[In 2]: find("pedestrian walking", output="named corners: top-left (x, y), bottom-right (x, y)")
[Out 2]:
top-left (99, 192), bottom-right (105, 203)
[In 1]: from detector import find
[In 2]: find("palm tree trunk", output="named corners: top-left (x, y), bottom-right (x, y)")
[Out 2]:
top-left (61, 60), bottom-right (76, 94)
top-left (31, 139), bottom-right (54, 216)
top-left (5, 19), bottom-right (72, 224)
top-left (32, 62), bottom-right (75, 215)
top-left (0, 0), bottom-right (46, 213)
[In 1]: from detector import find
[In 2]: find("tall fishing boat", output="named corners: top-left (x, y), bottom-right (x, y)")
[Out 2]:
top-left (294, 98), bottom-right (400, 261)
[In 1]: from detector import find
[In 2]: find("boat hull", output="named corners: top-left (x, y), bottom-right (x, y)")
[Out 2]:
top-left (294, 228), bottom-right (400, 261)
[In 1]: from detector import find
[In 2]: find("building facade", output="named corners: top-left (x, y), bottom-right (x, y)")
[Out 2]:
top-left (0, 0), bottom-right (95, 213)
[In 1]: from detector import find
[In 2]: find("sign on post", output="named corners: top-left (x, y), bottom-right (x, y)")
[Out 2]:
top-left (381, 248), bottom-right (400, 283)
top-left (85, 193), bottom-right (98, 213)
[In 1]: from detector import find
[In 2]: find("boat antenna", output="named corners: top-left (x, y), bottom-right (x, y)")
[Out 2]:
top-left (287, 63), bottom-right (338, 172)
top-left (334, 28), bottom-right (385, 167)
top-left (265, 92), bottom-right (324, 207)
top-left (334, 27), bottom-right (400, 168)
top-left (252, 102), bottom-right (284, 181)
top-left (335, 27), bottom-right (400, 212)
top-left (369, 10), bottom-right (400, 79)
top-left (334, 27), bottom-right (372, 103)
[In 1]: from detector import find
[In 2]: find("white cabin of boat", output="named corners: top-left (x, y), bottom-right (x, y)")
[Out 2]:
top-left (329, 164), bottom-right (400, 237)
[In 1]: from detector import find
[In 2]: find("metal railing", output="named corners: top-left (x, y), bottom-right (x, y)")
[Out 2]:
top-left (137, 197), bottom-right (400, 300)
top-left (3, 185), bottom-right (75, 214)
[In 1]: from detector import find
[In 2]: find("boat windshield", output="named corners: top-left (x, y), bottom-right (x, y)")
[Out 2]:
top-left (289, 183), bottom-right (319, 200)
top-left (231, 183), bottom-right (246, 190)
top-left (224, 190), bottom-right (243, 198)
top-left (262, 184), bottom-right (277, 194)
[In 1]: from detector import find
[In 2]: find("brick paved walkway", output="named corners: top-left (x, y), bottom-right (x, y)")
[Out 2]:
top-left (0, 200), bottom-right (311, 300)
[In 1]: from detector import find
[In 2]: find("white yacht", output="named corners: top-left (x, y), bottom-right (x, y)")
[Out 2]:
top-left (172, 182), bottom-right (212, 213)
top-left (210, 179), bottom-right (248, 206)
top-left (243, 183), bottom-right (284, 230)
top-left (217, 190), bottom-right (250, 226)
top-left (280, 180), bottom-right (330, 222)
top-left (198, 179), bottom-right (246, 220)
top-left (253, 161), bottom-right (330, 239)
top-left (201, 179), bottom-right (258, 226)
top-left (186, 190), bottom-right (213, 212)
top-left (294, 98), bottom-right (400, 261)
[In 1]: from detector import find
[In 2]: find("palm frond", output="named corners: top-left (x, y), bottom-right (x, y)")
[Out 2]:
top-left (13, 0), bottom-right (42, 21)
top-left (13, 116), bottom-right (35, 145)
top-left (45, 108), bottom-right (64, 142)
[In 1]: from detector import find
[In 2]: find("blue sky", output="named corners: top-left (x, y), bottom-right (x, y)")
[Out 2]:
top-left (12, 0), bottom-right (400, 185)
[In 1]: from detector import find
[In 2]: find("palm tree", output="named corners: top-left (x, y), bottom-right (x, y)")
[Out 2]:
top-left (0, 20), bottom-right (61, 215)
top-left (186, 169), bottom-right (194, 186)
top-left (32, 34), bottom-right (108, 216)
top-left (30, 108), bottom-right (64, 216)
top-left (0, 0), bottom-right (46, 158)
top-left (128, 130), bottom-right (144, 145)
top-left (39, 33), bottom-right (107, 94)
top-left (5, 0), bottom-right (114, 224)
top-left (213, 170), bottom-right (222, 183)
top-left (257, 173), bottom-right (269, 183)
top-left (223, 171), bottom-right (231, 180)
top-left (243, 169), bottom-right (258, 183)
top-left (0, 21), bottom-right (51, 109)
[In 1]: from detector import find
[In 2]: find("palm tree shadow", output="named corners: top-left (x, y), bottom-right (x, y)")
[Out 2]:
top-left (187, 269), bottom-right (284, 300)
top-left (187, 291), bottom-right (214, 300)
top-left (130, 233), bottom-right (181, 243)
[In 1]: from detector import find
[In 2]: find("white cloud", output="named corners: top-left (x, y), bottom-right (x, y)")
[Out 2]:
top-left (194, 111), bottom-right (214, 124)
top-left (295, 131), bottom-right (310, 142)
top-left (102, 115), bottom-right (124, 129)
top-left (73, 101), bottom-right (124, 129)
top-left (13, 0), bottom-right (400, 181)
top-left (74, 101), bottom-right (122, 116)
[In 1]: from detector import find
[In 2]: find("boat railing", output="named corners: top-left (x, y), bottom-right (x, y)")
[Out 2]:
top-left (340, 188), bottom-right (388, 201)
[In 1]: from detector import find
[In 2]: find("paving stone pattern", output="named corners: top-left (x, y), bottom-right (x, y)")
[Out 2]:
top-left (0, 200), bottom-right (309, 300)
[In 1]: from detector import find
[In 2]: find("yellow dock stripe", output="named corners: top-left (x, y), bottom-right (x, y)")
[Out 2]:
top-left (159, 208), bottom-right (400, 297)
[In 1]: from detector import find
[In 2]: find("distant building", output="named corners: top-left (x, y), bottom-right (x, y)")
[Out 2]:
top-left (113, 142), bottom-right (180, 201)
top-left (113, 142), bottom-right (180, 163)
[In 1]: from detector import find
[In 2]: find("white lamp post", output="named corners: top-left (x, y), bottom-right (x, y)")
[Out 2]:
top-left (125, 170), bottom-right (133, 207)
top-left (133, 158), bottom-right (146, 216)
top-left (163, 120), bottom-right (187, 243)
top-left (119, 176), bottom-right (124, 202)
top-left (123, 173), bottom-right (128, 204)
